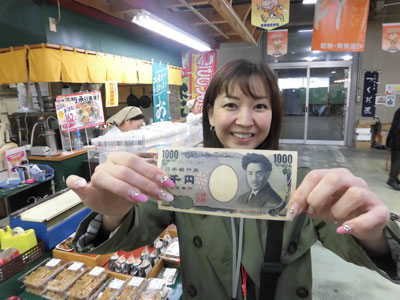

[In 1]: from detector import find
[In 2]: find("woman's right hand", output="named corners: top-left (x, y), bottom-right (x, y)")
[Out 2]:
top-left (66, 152), bottom-right (175, 230)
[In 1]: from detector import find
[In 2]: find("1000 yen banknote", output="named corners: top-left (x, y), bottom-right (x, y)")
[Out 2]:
top-left (157, 147), bottom-right (297, 220)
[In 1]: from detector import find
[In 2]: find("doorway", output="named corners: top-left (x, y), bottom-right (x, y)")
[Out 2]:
top-left (270, 61), bottom-right (352, 145)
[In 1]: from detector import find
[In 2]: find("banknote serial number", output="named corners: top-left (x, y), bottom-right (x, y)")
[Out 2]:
top-left (162, 150), bottom-right (179, 159)
top-left (273, 154), bottom-right (293, 164)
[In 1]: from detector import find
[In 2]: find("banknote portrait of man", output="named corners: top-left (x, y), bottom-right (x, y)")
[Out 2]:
top-left (237, 153), bottom-right (284, 212)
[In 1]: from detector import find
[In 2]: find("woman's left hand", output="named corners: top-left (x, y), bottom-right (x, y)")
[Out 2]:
top-left (286, 168), bottom-right (390, 254)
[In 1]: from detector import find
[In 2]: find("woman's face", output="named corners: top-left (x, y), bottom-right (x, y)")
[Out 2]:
top-left (120, 119), bottom-right (144, 132)
top-left (192, 101), bottom-right (202, 114)
top-left (208, 76), bottom-right (272, 149)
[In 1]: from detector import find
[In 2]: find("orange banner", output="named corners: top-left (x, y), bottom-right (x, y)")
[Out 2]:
top-left (267, 29), bottom-right (288, 57)
top-left (311, 0), bottom-right (370, 52)
top-left (251, 0), bottom-right (290, 30)
top-left (382, 23), bottom-right (400, 53)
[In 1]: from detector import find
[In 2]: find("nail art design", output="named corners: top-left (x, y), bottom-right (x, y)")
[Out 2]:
top-left (343, 224), bottom-right (352, 232)
top-left (156, 188), bottom-right (174, 202)
top-left (336, 224), bottom-right (353, 234)
top-left (128, 190), bottom-right (148, 202)
top-left (286, 204), bottom-right (298, 221)
top-left (156, 174), bottom-right (175, 188)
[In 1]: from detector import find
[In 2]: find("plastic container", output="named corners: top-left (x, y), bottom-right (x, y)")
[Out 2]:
top-left (22, 258), bottom-right (67, 289)
top-left (116, 277), bottom-right (147, 300)
top-left (91, 278), bottom-right (127, 300)
top-left (158, 268), bottom-right (179, 286)
top-left (67, 266), bottom-right (109, 299)
top-left (46, 261), bottom-right (89, 293)
top-left (42, 289), bottom-right (67, 300)
top-left (135, 278), bottom-right (169, 300)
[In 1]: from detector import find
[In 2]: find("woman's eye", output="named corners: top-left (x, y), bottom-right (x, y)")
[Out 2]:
top-left (254, 104), bottom-right (268, 110)
top-left (223, 103), bottom-right (237, 109)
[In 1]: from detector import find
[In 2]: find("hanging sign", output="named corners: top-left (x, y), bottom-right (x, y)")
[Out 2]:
top-left (382, 23), bottom-right (400, 53)
top-left (312, 0), bottom-right (369, 52)
top-left (105, 81), bottom-right (119, 107)
top-left (385, 84), bottom-right (400, 95)
top-left (267, 29), bottom-right (288, 57)
top-left (361, 71), bottom-right (379, 117)
top-left (152, 63), bottom-right (170, 122)
top-left (251, 0), bottom-right (289, 30)
top-left (190, 51), bottom-right (217, 109)
top-left (56, 91), bottom-right (105, 133)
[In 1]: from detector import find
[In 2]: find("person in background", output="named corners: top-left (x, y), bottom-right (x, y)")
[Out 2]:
top-left (186, 99), bottom-right (202, 126)
top-left (386, 106), bottom-right (400, 191)
top-left (104, 106), bottom-right (145, 136)
top-left (67, 60), bottom-right (399, 300)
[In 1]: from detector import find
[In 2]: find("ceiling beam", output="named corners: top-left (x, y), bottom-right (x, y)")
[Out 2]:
top-left (209, 0), bottom-right (257, 45)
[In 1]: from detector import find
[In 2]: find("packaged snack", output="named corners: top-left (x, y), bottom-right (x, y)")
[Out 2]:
top-left (114, 255), bottom-right (126, 273)
top-left (162, 232), bottom-right (172, 248)
top-left (154, 240), bottom-right (163, 256)
top-left (93, 278), bottom-right (126, 300)
top-left (42, 289), bottom-right (66, 300)
top-left (23, 258), bottom-right (67, 288)
top-left (25, 285), bottom-right (46, 296)
top-left (109, 252), bottom-right (119, 271)
top-left (160, 238), bottom-right (180, 264)
top-left (116, 277), bottom-right (147, 300)
top-left (137, 259), bottom-right (152, 278)
top-left (130, 256), bottom-right (142, 276)
top-left (137, 278), bottom-right (169, 300)
top-left (158, 268), bottom-right (179, 286)
top-left (67, 266), bottom-right (109, 299)
top-left (46, 261), bottom-right (88, 293)
top-left (140, 246), bottom-right (149, 261)
top-left (148, 250), bottom-right (159, 267)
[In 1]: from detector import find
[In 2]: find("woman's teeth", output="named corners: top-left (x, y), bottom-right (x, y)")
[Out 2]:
top-left (233, 133), bottom-right (252, 139)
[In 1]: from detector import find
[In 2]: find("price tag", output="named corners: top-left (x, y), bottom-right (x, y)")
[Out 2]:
top-left (148, 278), bottom-right (166, 290)
top-left (129, 277), bottom-right (144, 287)
top-left (89, 266), bottom-right (104, 276)
top-left (46, 258), bottom-right (61, 268)
top-left (109, 278), bottom-right (124, 290)
top-left (68, 262), bottom-right (84, 271)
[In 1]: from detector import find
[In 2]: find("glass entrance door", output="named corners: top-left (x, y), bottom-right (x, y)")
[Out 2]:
top-left (271, 61), bottom-right (351, 145)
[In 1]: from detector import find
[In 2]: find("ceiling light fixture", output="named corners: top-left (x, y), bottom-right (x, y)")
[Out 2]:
top-left (132, 9), bottom-right (211, 52)
top-left (303, 0), bottom-right (317, 4)
top-left (342, 55), bottom-right (353, 60)
top-left (298, 29), bottom-right (313, 33)
top-left (305, 57), bottom-right (316, 61)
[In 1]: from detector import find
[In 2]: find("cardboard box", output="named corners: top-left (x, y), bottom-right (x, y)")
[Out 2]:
top-left (381, 123), bottom-right (392, 131)
top-left (355, 141), bottom-right (371, 149)
top-left (357, 119), bottom-right (375, 128)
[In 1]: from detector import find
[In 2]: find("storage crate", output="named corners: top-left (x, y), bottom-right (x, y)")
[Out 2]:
top-left (0, 239), bottom-right (45, 283)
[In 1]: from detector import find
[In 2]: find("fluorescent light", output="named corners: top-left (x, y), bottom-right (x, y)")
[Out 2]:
top-left (331, 70), bottom-right (336, 73)
top-left (305, 57), bottom-right (316, 61)
top-left (298, 29), bottom-right (313, 33)
top-left (342, 55), bottom-right (353, 60)
top-left (303, 0), bottom-right (317, 4)
top-left (132, 10), bottom-right (211, 52)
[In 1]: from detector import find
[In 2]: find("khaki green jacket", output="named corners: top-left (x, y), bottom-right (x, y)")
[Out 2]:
top-left (75, 201), bottom-right (400, 300)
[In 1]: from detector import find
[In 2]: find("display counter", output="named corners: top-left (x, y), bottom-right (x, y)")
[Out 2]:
top-left (28, 149), bottom-right (90, 191)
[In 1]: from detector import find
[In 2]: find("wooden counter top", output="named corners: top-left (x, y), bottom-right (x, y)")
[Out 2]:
top-left (28, 148), bottom-right (91, 161)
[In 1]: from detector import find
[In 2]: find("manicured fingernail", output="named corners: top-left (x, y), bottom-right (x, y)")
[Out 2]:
top-left (75, 179), bottom-right (87, 188)
top-left (286, 203), bottom-right (298, 221)
top-left (156, 174), bottom-right (175, 188)
top-left (156, 188), bottom-right (174, 202)
top-left (337, 224), bottom-right (352, 234)
top-left (128, 189), bottom-right (148, 202)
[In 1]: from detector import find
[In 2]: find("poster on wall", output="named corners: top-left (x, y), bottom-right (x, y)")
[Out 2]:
top-left (385, 84), bottom-right (400, 95)
top-left (267, 29), bottom-right (288, 57)
top-left (361, 71), bottom-right (379, 117)
top-left (386, 95), bottom-right (396, 107)
top-left (152, 63), bottom-right (170, 122)
top-left (375, 95), bottom-right (386, 105)
top-left (382, 23), bottom-right (400, 53)
top-left (251, 0), bottom-right (289, 30)
top-left (180, 52), bottom-right (191, 117)
top-left (56, 91), bottom-right (105, 133)
top-left (105, 81), bottom-right (119, 107)
top-left (311, 0), bottom-right (369, 51)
